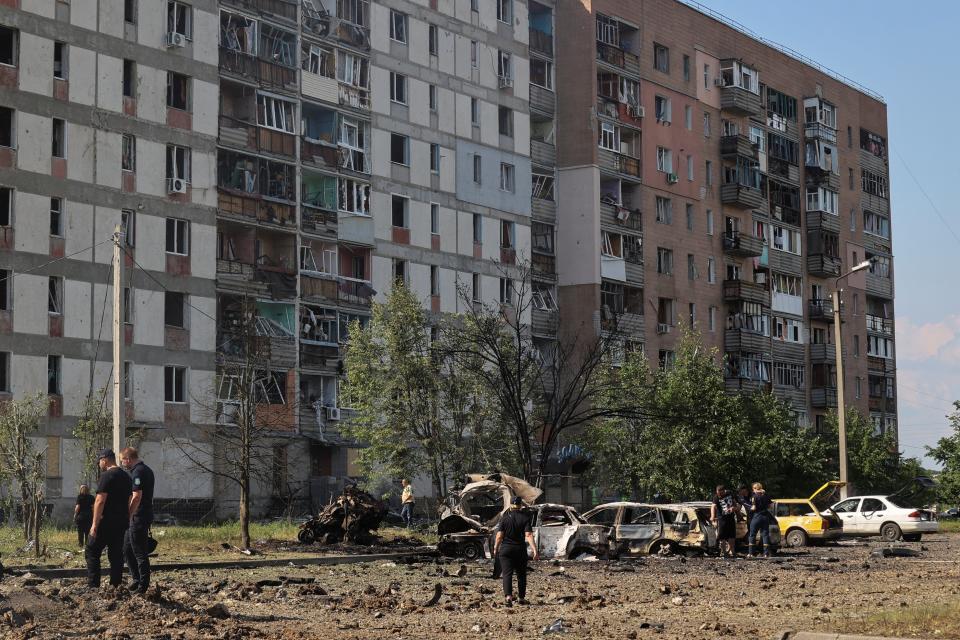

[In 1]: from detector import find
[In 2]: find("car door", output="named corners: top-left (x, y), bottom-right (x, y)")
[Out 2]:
top-left (582, 506), bottom-right (622, 549)
top-left (858, 498), bottom-right (887, 535)
top-left (831, 498), bottom-right (862, 534)
top-left (534, 506), bottom-right (577, 559)
top-left (616, 505), bottom-right (662, 554)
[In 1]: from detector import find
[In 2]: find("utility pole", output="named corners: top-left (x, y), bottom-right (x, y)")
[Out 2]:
top-left (112, 225), bottom-right (125, 454)
top-left (832, 287), bottom-right (848, 499)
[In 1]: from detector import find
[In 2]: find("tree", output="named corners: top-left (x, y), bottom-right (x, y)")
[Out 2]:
top-left (450, 264), bottom-right (638, 487)
top-left (174, 296), bottom-right (291, 549)
top-left (0, 394), bottom-right (47, 557)
top-left (72, 389), bottom-right (112, 485)
top-left (340, 283), bottom-right (508, 498)
top-left (824, 408), bottom-right (921, 495)
top-left (927, 401), bottom-right (960, 505)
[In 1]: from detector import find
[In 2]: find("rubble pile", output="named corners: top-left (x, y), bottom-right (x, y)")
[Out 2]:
top-left (298, 485), bottom-right (388, 545)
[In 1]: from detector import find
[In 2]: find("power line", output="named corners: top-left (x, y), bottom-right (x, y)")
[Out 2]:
top-left (0, 238), bottom-right (114, 285)
top-left (896, 382), bottom-right (958, 407)
top-left (894, 148), bottom-right (960, 248)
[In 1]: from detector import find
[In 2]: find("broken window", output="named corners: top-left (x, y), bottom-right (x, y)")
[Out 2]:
top-left (532, 222), bottom-right (554, 254)
top-left (218, 150), bottom-right (256, 193)
top-left (391, 195), bottom-right (408, 228)
top-left (51, 118), bottom-right (65, 158)
top-left (337, 51), bottom-right (369, 89)
top-left (123, 60), bottom-right (136, 98)
top-left (338, 116), bottom-right (368, 171)
top-left (624, 507), bottom-right (659, 525)
top-left (122, 134), bottom-right (136, 172)
top-left (259, 159), bottom-right (294, 200)
top-left (166, 72), bottom-right (190, 110)
top-left (0, 27), bottom-right (17, 67)
top-left (166, 145), bottom-right (191, 182)
top-left (863, 211), bottom-right (890, 239)
top-left (766, 87), bottom-right (797, 121)
top-left (773, 317), bottom-right (804, 344)
top-left (337, 0), bottom-right (368, 26)
top-left (499, 278), bottom-right (514, 305)
top-left (390, 133), bottom-right (408, 165)
top-left (428, 24), bottom-right (438, 56)
top-left (164, 365), bottom-right (186, 403)
top-left (499, 163), bottom-right (515, 193)
top-left (50, 197), bottom-right (62, 236)
top-left (48, 276), bottom-right (63, 314)
top-left (601, 281), bottom-right (624, 315)
top-left (656, 248), bottom-right (673, 275)
top-left (498, 106), bottom-right (513, 137)
top-left (654, 95), bottom-right (671, 122)
top-left (165, 291), bottom-right (185, 328)
top-left (860, 128), bottom-right (886, 158)
top-left (655, 196), bottom-right (672, 223)
top-left (532, 173), bottom-right (554, 201)
top-left (389, 10), bottom-right (407, 43)
top-left (221, 11), bottom-right (256, 54)
top-left (601, 231), bottom-right (622, 258)
top-left (165, 218), bottom-right (189, 255)
top-left (167, 1), bottom-right (192, 38)
top-left (653, 43), bottom-right (669, 73)
top-left (121, 209), bottom-right (135, 247)
top-left (124, 0), bottom-right (136, 24)
top-left (301, 306), bottom-right (338, 343)
top-left (497, 0), bottom-right (513, 23)
top-left (338, 178), bottom-right (369, 215)
top-left (595, 14), bottom-right (619, 47)
top-left (259, 24), bottom-right (296, 68)
top-left (389, 72), bottom-right (406, 103)
top-left (257, 94), bottom-right (295, 133)
top-left (531, 283), bottom-right (557, 311)
top-left (0, 107), bottom-right (13, 147)
top-left (302, 172), bottom-right (337, 209)
top-left (303, 45), bottom-right (334, 76)
top-left (48, 355), bottom-right (61, 395)
top-left (53, 42), bottom-right (67, 80)
top-left (498, 50), bottom-right (512, 81)
top-left (861, 169), bottom-right (888, 198)
top-left (0, 351), bottom-right (8, 392)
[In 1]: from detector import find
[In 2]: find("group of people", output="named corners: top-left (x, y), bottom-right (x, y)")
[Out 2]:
top-left (72, 447), bottom-right (155, 593)
top-left (709, 482), bottom-right (775, 558)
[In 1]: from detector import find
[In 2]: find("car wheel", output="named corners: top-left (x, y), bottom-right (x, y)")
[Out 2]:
top-left (902, 534), bottom-right (922, 542)
top-left (785, 529), bottom-right (808, 548)
top-left (297, 528), bottom-right (316, 545)
top-left (462, 541), bottom-right (483, 560)
top-left (649, 540), bottom-right (674, 556)
top-left (880, 522), bottom-right (902, 542)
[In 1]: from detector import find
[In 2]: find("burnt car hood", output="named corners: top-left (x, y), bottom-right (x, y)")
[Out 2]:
top-left (464, 473), bottom-right (543, 505)
top-left (437, 513), bottom-right (488, 536)
top-left (439, 474), bottom-right (543, 535)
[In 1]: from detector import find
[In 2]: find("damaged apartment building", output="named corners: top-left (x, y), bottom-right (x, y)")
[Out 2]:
top-left (0, 0), bottom-right (895, 517)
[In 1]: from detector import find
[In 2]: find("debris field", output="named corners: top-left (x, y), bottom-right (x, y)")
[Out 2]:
top-left (2, 533), bottom-right (959, 639)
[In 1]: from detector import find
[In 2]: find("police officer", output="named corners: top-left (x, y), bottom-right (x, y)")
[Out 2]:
top-left (492, 496), bottom-right (539, 605)
top-left (120, 447), bottom-right (155, 594)
top-left (85, 449), bottom-right (132, 589)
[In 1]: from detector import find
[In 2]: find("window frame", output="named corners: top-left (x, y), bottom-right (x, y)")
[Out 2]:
top-left (389, 10), bottom-right (408, 44)
top-left (165, 217), bottom-right (190, 255)
top-left (164, 365), bottom-right (188, 403)
top-left (167, 1), bottom-right (193, 39)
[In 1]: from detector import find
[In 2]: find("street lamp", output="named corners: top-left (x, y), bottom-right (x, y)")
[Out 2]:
top-left (833, 258), bottom-right (874, 500)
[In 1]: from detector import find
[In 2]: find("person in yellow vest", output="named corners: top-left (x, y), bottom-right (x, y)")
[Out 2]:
top-left (400, 479), bottom-right (414, 528)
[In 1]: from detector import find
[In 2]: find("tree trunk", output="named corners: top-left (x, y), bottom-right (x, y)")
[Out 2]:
top-left (240, 472), bottom-right (251, 550)
top-left (32, 497), bottom-right (41, 558)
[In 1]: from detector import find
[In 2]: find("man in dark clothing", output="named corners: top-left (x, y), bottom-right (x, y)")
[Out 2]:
top-left (492, 496), bottom-right (539, 605)
top-left (85, 449), bottom-right (133, 589)
top-left (74, 485), bottom-right (94, 547)
top-left (747, 482), bottom-right (774, 558)
top-left (121, 447), bottom-right (155, 594)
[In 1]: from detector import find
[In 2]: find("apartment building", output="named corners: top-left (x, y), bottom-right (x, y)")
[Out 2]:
top-left (553, 0), bottom-right (897, 441)
top-left (0, 1), bottom-right (220, 520)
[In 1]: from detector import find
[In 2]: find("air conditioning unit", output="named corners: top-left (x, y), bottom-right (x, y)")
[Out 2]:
top-left (325, 406), bottom-right (342, 421)
top-left (666, 173), bottom-right (679, 184)
top-left (166, 32), bottom-right (187, 48)
top-left (630, 105), bottom-right (645, 118)
top-left (713, 76), bottom-right (726, 87)
top-left (167, 178), bottom-right (188, 194)
top-left (656, 323), bottom-right (669, 334)
top-left (498, 75), bottom-right (514, 89)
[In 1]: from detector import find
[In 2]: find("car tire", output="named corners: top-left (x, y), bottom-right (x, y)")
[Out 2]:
top-left (462, 541), bottom-right (483, 560)
top-left (297, 528), bottom-right (316, 545)
top-left (785, 529), bottom-right (808, 548)
top-left (902, 534), bottom-right (922, 542)
top-left (880, 522), bottom-right (902, 542)
top-left (649, 540), bottom-right (674, 556)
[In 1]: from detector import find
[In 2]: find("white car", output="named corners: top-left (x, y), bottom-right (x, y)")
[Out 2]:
top-left (829, 495), bottom-right (938, 542)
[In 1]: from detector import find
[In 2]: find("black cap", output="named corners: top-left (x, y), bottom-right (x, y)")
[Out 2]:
top-left (97, 448), bottom-right (116, 461)
top-left (511, 496), bottom-right (524, 506)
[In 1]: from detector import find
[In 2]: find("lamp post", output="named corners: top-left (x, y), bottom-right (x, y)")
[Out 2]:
top-left (833, 259), bottom-right (874, 500)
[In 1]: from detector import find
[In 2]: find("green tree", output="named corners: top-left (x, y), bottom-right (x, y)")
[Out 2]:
top-left (0, 394), bottom-right (47, 556)
top-left (824, 408), bottom-right (919, 495)
top-left (927, 401), bottom-right (960, 505)
top-left (72, 389), bottom-right (112, 485)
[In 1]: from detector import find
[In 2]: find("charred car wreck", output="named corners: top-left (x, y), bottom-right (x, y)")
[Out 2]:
top-left (438, 474), bottom-right (609, 560)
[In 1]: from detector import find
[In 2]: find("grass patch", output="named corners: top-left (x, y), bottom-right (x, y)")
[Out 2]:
top-left (834, 600), bottom-right (960, 639)
top-left (939, 519), bottom-right (960, 533)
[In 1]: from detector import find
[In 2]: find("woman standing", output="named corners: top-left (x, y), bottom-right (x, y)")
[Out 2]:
top-left (710, 485), bottom-right (737, 557)
top-left (747, 482), bottom-right (774, 558)
top-left (492, 497), bottom-right (539, 605)
top-left (74, 485), bottom-right (94, 547)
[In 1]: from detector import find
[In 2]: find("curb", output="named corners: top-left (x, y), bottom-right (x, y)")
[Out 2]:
top-left (3, 548), bottom-right (439, 580)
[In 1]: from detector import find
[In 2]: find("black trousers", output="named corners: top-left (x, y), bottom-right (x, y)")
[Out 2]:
top-left (85, 525), bottom-right (127, 588)
top-left (124, 519), bottom-right (151, 588)
top-left (498, 543), bottom-right (528, 599)
top-left (76, 518), bottom-right (91, 547)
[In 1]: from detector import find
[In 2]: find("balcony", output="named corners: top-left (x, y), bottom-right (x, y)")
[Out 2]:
top-left (720, 134), bottom-right (758, 160)
top-left (808, 298), bottom-right (835, 322)
top-left (596, 42), bottom-right (640, 76)
top-left (339, 277), bottom-right (374, 308)
top-left (217, 192), bottom-right (296, 229)
top-left (868, 396), bottom-right (897, 414)
top-left (809, 343), bottom-right (837, 362)
top-left (300, 138), bottom-right (339, 171)
top-left (600, 202), bottom-right (642, 232)
top-left (806, 210), bottom-right (840, 234)
top-left (598, 149), bottom-right (641, 179)
top-left (532, 253), bottom-right (556, 282)
top-left (531, 308), bottom-right (558, 337)
top-left (866, 315), bottom-right (894, 335)
top-left (300, 341), bottom-right (340, 372)
top-left (804, 122), bottom-right (837, 144)
top-left (725, 377), bottom-right (771, 395)
top-left (530, 28), bottom-right (553, 56)
top-left (811, 387), bottom-right (838, 408)
top-left (219, 332), bottom-right (297, 369)
top-left (532, 198), bottom-right (557, 220)
top-left (804, 169), bottom-right (840, 192)
top-left (530, 84), bottom-right (555, 114)
top-left (300, 273), bottom-right (339, 305)
top-left (866, 273), bottom-right (893, 299)
top-left (530, 139), bottom-right (556, 167)
top-left (723, 280), bottom-right (769, 306)
top-left (720, 183), bottom-right (763, 209)
top-left (767, 157), bottom-right (800, 184)
top-left (223, 0), bottom-right (297, 22)
top-left (725, 329), bottom-right (771, 353)
top-left (806, 254), bottom-right (842, 278)
top-left (720, 85), bottom-right (762, 117)
top-left (300, 207), bottom-right (338, 239)
top-left (218, 48), bottom-right (297, 93)
top-left (722, 232), bottom-right (764, 258)
top-left (216, 260), bottom-right (270, 297)
top-left (868, 356), bottom-right (893, 373)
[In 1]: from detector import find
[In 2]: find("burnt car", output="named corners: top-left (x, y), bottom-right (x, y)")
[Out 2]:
top-left (582, 501), bottom-right (780, 556)
top-left (437, 474), bottom-right (608, 560)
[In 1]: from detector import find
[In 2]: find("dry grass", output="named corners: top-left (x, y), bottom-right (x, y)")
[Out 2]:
top-left (939, 519), bottom-right (960, 533)
top-left (834, 600), bottom-right (960, 638)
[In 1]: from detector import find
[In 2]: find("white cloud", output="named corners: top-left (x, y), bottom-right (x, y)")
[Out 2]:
top-left (895, 315), bottom-right (960, 362)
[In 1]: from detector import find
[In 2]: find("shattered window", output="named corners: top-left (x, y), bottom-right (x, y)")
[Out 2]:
top-left (538, 509), bottom-right (572, 527)
top-left (220, 12), bottom-right (256, 54)
top-left (623, 507), bottom-right (658, 525)
top-left (259, 24), bottom-right (296, 68)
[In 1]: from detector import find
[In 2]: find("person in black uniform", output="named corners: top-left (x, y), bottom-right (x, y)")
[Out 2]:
top-left (121, 446), bottom-right (155, 594)
top-left (492, 496), bottom-right (539, 605)
top-left (85, 449), bottom-right (132, 589)
top-left (74, 485), bottom-right (94, 547)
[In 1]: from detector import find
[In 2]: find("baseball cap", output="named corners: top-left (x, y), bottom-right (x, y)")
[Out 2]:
top-left (97, 448), bottom-right (116, 461)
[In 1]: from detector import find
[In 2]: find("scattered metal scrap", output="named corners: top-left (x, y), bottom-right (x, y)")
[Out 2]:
top-left (298, 485), bottom-right (388, 545)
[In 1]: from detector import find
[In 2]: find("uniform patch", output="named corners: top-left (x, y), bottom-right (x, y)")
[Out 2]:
top-left (134, 477), bottom-right (141, 486)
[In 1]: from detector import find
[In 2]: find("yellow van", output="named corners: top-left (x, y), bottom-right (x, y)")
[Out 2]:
top-left (772, 481), bottom-right (845, 547)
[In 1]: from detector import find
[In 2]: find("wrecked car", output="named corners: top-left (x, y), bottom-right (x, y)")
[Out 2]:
top-left (437, 473), bottom-right (608, 560)
top-left (298, 485), bottom-right (387, 545)
top-left (773, 481), bottom-right (845, 547)
top-left (582, 501), bottom-right (780, 556)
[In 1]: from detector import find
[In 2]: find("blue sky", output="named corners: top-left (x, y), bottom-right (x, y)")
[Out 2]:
top-left (692, 0), bottom-right (960, 465)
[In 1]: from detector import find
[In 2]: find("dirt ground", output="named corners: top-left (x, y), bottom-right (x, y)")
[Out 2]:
top-left (3, 533), bottom-right (959, 639)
